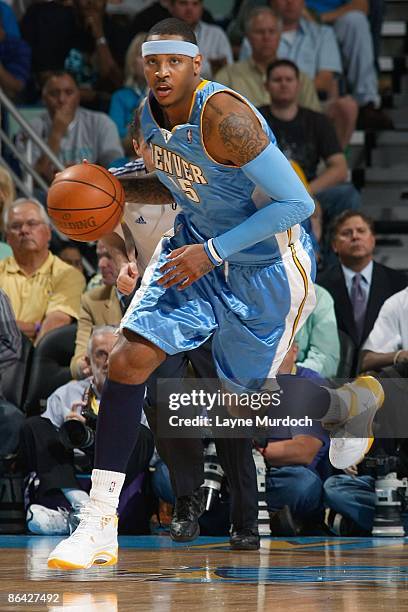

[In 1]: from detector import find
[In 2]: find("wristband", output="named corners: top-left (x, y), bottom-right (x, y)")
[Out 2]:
top-left (393, 349), bottom-right (403, 365)
top-left (204, 238), bottom-right (223, 266)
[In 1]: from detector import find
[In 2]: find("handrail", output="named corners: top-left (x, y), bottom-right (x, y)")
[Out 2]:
top-left (0, 89), bottom-right (96, 276)
top-left (0, 88), bottom-right (64, 171)
top-left (0, 127), bottom-right (49, 192)
top-left (0, 154), bottom-right (31, 198)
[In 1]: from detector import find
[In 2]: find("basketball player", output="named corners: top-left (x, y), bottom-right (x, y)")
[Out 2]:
top-left (48, 18), bottom-right (383, 569)
top-left (109, 114), bottom-right (260, 550)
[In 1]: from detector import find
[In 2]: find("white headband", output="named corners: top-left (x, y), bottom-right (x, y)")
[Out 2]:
top-left (142, 40), bottom-right (199, 58)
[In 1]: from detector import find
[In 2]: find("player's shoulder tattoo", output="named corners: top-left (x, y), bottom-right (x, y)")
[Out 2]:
top-left (218, 110), bottom-right (269, 165)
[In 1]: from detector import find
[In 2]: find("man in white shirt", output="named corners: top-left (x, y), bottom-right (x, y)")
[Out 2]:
top-left (16, 71), bottom-right (124, 185)
top-left (318, 211), bottom-right (407, 373)
top-left (361, 288), bottom-right (408, 372)
top-left (169, 0), bottom-right (233, 79)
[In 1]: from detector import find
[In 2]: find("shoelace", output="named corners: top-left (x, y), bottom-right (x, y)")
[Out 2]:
top-left (67, 506), bottom-right (114, 541)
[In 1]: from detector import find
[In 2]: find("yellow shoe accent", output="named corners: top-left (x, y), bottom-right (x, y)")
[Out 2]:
top-left (348, 375), bottom-right (385, 421)
top-left (362, 437), bottom-right (375, 460)
top-left (48, 550), bottom-right (118, 570)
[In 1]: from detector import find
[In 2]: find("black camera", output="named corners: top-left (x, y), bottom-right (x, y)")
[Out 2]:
top-left (59, 384), bottom-right (98, 451)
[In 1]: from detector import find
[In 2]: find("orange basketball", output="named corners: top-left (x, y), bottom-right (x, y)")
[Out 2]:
top-left (47, 163), bottom-right (125, 242)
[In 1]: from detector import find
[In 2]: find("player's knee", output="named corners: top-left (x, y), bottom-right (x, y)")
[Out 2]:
top-left (108, 332), bottom-right (164, 384)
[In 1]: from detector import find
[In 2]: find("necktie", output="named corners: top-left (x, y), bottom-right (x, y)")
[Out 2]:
top-left (351, 273), bottom-right (367, 342)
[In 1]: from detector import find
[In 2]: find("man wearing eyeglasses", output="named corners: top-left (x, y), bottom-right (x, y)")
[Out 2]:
top-left (0, 198), bottom-right (85, 344)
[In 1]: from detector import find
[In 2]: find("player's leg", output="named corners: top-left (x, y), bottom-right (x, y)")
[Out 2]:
top-left (48, 226), bottom-right (218, 569)
top-left (48, 331), bottom-right (165, 570)
top-left (215, 438), bottom-right (259, 550)
top-left (211, 229), bottom-right (384, 470)
top-left (188, 341), bottom-right (259, 549)
top-left (144, 352), bottom-right (206, 542)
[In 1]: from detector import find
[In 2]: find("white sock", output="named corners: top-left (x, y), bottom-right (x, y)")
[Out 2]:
top-left (61, 488), bottom-right (90, 508)
top-left (89, 469), bottom-right (126, 515)
top-left (321, 386), bottom-right (351, 426)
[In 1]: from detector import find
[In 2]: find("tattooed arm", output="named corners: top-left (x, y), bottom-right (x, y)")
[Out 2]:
top-left (202, 93), bottom-right (269, 166)
top-left (202, 92), bottom-right (315, 261)
top-left (119, 173), bottom-right (173, 205)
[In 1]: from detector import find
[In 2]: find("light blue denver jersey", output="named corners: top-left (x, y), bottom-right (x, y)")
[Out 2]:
top-left (142, 79), bottom-right (299, 265)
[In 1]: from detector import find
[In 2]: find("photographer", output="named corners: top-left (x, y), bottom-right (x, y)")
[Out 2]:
top-left (324, 439), bottom-right (408, 535)
top-left (19, 325), bottom-right (154, 535)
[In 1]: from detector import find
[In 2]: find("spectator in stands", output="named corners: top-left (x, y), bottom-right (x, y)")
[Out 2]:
top-left (318, 211), bottom-right (407, 371)
top-left (0, 288), bottom-right (24, 463)
top-left (169, 0), bottom-right (233, 79)
top-left (0, 0), bottom-right (20, 38)
top-left (259, 59), bottom-right (361, 252)
top-left (109, 33), bottom-right (147, 156)
top-left (57, 242), bottom-right (85, 276)
top-left (65, 0), bottom-right (130, 110)
top-left (216, 7), bottom-right (321, 111)
top-left (361, 286), bottom-right (408, 372)
top-left (130, 0), bottom-right (215, 38)
top-left (271, 0), bottom-right (358, 148)
top-left (20, 0), bottom-right (75, 94)
top-left (258, 343), bottom-right (329, 535)
top-left (304, 0), bottom-right (393, 129)
top-left (21, 325), bottom-right (155, 535)
top-left (16, 71), bottom-right (124, 185)
top-left (21, 0), bottom-right (131, 108)
top-left (295, 284), bottom-right (340, 377)
top-left (71, 241), bottom-right (122, 379)
top-left (0, 198), bottom-right (85, 344)
top-left (0, 166), bottom-right (14, 260)
top-left (0, 11), bottom-right (31, 101)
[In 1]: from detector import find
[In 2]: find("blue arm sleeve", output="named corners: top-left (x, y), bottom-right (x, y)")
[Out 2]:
top-left (212, 143), bottom-right (315, 260)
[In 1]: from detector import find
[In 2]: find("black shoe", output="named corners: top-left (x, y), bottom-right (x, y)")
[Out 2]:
top-left (269, 505), bottom-right (298, 536)
top-left (230, 525), bottom-right (260, 550)
top-left (170, 487), bottom-right (206, 542)
top-left (327, 510), bottom-right (371, 537)
top-left (357, 103), bottom-right (394, 130)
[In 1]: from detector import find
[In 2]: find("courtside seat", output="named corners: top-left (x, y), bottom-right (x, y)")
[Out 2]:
top-left (24, 324), bottom-right (77, 416)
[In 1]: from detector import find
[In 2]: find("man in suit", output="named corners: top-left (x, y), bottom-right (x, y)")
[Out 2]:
top-left (317, 210), bottom-right (407, 373)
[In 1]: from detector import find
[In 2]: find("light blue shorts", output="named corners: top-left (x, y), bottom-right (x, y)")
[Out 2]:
top-left (121, 220), bottom-right (316, 391)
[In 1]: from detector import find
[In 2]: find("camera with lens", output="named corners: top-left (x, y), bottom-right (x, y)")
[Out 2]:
top-left (361, 450), bottom-right (408, 537)
top-left (59, 384), bottom-right (98, 451)
top-left (201, 442), bottom-right (225, 511)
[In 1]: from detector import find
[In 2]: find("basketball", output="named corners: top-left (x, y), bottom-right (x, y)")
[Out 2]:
top-left (47, 163), bottom-right (125, 242)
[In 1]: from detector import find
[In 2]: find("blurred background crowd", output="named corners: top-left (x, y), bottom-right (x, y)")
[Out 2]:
top-left (0, 0), bottom-right (407, 540)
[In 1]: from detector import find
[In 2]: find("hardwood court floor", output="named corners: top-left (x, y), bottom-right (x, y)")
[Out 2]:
top-left (0, 536), bottom-right (407, 611)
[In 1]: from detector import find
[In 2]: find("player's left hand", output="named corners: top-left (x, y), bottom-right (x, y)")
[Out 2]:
top-left (158, 244), bottom-right (215, 290)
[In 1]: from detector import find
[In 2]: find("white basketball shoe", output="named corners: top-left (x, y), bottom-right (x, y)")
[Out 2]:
top-left (324, 376), bottom-right (385, 470)
top-left (47, 504), bottom-right (118, 570)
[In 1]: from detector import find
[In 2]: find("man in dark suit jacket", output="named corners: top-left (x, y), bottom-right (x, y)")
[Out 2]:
top-left (317, 211), bottom-right (407, 372)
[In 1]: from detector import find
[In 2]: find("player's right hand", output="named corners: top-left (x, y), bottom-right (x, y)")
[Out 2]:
top-left (117, 261), bottom-right (139, 295)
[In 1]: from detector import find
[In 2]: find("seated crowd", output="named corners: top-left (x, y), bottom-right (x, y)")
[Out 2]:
top-left (0, 0), bottom-right (406, 538)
